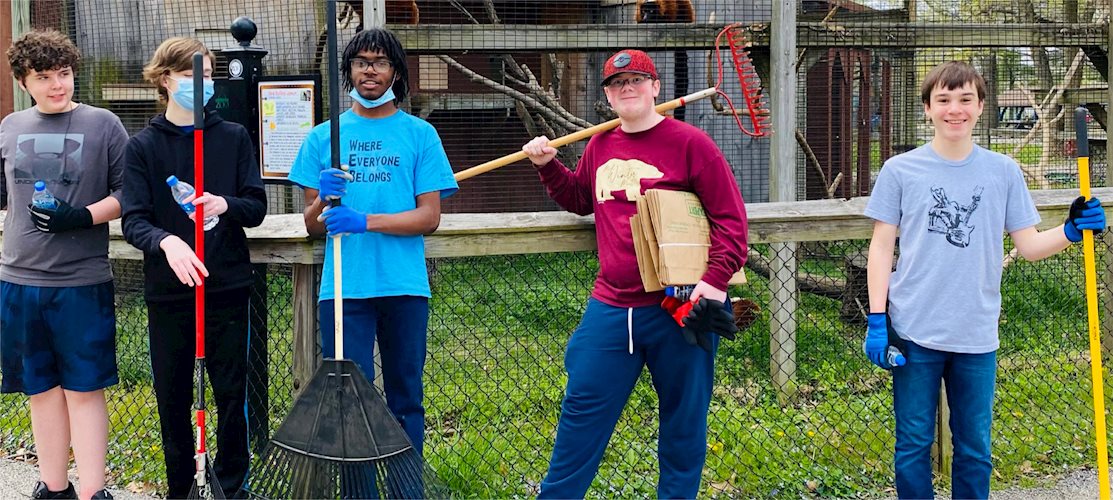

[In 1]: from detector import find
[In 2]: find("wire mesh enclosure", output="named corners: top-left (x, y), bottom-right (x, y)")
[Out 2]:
top-left (1, 0), bottom-right (1112, 498)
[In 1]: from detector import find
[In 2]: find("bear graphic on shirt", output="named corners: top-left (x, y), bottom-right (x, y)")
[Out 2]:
top-left (595, 158), bottom-right (664, 203)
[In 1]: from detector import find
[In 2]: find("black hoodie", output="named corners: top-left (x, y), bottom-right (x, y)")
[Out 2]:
top-left (122, 111), bottom-right (267, 301)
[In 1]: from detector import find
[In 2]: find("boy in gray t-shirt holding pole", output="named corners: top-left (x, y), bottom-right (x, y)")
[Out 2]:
top-left (863, 61), bottom-right (1106, 499)
top-left (0, 30), bottom-right (127, 500)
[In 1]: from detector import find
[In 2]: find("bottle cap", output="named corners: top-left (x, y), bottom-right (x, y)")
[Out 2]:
top-left (166, 175), bottom-right (179, 186)
top-left (34, 181), bottom-right (45, 191)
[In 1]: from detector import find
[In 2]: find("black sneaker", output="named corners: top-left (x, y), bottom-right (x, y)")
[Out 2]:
top-left (90, 489), bottom-right (114, 500)
top-left (30, 481), bottom-right (77, 499)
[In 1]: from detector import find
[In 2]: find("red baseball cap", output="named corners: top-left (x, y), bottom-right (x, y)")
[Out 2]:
top-left (601, 50), bottom-right (658, 86)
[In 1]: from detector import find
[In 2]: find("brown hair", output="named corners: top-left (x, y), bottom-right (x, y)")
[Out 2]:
top-left (142, 37), bottom-right (215, 103)
top-left (7, 30), bottom-right (81, 83)
top-left (921, 61), bottom-right (986, 104)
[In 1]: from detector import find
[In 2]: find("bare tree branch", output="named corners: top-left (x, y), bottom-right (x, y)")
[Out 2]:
top-left (1013, 49), bottom-right (1085, 187)
top-left (447, 0), bottom-right (479, 24)
top-left (517, 64), bottom-right (593, 129)
top-left (436, 55), bottom-right (584, 133)
top-left (795, 129), bottom-right (835, 199)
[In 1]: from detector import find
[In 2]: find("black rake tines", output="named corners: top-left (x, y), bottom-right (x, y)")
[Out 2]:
top-left (249, 448), bottom-right (439, 499)
top-left (244, 360), bottom-right (449, 499)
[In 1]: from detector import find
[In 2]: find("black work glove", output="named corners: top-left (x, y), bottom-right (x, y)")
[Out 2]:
top-left (28, 199), bottom-right (93, 233)
top-left (681, 298), bottom-right (738, 353)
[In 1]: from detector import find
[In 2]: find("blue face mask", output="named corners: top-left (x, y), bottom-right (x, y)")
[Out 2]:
top-left (349, 84), bottom-right (396, 109)
top-left (171, 78), bottom-right (215, 111)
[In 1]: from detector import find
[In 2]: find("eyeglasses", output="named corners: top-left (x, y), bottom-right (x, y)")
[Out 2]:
top-left (604, 75), bottom-right (653, 90)
top-left (350, 58), bottom-right (393, 73)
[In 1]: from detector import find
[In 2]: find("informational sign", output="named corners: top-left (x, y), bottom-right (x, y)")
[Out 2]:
top-left (258, 80), bottom-right (317, 180)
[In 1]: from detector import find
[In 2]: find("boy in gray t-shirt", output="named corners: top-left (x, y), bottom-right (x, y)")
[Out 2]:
top-left (863, 61), bottom-right (1105, 499)
top-left (0, 30), bottom-right (126, 500)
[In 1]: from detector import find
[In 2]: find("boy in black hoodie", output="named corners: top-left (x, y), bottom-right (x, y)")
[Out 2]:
top-left (120, 37), bottom-right (266, 499)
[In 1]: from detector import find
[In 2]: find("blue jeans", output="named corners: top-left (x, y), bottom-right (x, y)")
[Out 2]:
top-left (539, 298), bottom-right (718, 499)
top-left (892, 342), bottom-right (996, 500)
top-left (319, 296), bottom-right (429, 456)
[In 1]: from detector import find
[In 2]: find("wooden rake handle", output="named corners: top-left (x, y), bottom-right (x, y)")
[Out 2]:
top-left (453, 87), bottom-right (719, 182)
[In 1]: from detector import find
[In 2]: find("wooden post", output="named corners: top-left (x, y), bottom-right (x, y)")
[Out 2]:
top-left (364, 0), bottom-right (385, 28)
top-left (359, 0), bottom-right (388, 393)
top-left (1104, 6), bottom-right (1113, 357)
top-left (292, 263), bottom-right (321, 397)
top-left (933, 383), bottom-right (953, 475)
top-left (769, 0), bottom-right (798, 401)
top-left (10, 0), bottom-right (31, 111)
top-left (0, 0), bottom-right (13, 118)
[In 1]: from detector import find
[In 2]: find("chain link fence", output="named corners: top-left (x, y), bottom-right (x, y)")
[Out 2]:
top-left (2, 0), bottom-right (1112, 497)
top-left (0, 228), bottom-right (1107, 497)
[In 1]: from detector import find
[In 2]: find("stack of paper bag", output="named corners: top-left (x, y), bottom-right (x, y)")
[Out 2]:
top-left (631, 189), bottom-right (746, 292)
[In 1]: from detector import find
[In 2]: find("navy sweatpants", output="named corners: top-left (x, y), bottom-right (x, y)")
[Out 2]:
top-left (539, 297), bottom-right (718, 499)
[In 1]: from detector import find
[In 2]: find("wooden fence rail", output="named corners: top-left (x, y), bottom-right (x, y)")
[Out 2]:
top-left (0, 187), bottom-right (1107, 396)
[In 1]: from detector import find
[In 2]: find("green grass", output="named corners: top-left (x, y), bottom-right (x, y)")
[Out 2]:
top-left (991, 143), bottom-right (1044, 166)
top-left (0, 249), bottom-right (1106, 497)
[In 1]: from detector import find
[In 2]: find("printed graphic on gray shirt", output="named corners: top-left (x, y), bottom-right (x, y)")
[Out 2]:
top-left (13, 133), bottom-right (84, 186)
top-left (927, 185), bottom-right (984, 248)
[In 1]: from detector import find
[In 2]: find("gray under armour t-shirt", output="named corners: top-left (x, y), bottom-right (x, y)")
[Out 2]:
top-left (864, 143), bottom-right (1040, 353)
top-left (0, 104), bottom-right (127, 286)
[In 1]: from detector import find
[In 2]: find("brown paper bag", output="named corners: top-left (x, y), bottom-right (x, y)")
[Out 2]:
top-left (642, 189), bottom-right (747, 286)
top-left (631, 214), bottom-right (664, 291)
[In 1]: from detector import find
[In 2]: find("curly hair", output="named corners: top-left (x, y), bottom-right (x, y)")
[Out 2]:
top-left (142, 37), bottom-right (215, 104)
top-left (7, 29), bottom-right (81, 83)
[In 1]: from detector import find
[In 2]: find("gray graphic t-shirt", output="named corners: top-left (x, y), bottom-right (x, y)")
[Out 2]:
top-left (0, 104), bottom-right (127, 286)
top-left (864, 144), bottom-right (1040, 353)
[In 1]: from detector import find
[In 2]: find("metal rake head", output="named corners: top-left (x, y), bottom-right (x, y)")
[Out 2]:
top-left (715, 23), bottom-right (769, 137)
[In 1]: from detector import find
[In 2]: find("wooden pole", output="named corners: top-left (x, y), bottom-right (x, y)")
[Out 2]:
top-left (769, 0), bottom-right (798, 401)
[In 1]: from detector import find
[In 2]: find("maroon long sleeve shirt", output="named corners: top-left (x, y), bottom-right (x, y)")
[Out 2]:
top-left (537, 118), bottom-right (748, 307)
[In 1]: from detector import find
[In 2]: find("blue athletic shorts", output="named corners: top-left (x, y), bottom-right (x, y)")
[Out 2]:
top-left (1, 280), bottom-right (118, 395)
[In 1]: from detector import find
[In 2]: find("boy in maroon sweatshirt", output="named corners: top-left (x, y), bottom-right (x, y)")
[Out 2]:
top-left (522, 49), bottom-right (748, 499)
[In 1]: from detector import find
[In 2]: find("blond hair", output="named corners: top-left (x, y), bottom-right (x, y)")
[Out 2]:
top-left (142, 37), bottom-right (215, 103)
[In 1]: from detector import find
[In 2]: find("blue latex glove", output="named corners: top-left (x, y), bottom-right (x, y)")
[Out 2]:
top-left (320, 205), bottom-right (367, 236)
top-left (1065, 196), bottom-right (1106, 243)
top-left (318, 166), bottom-right (353, 202)
top-left (863, 312), bottom-right (890, 369)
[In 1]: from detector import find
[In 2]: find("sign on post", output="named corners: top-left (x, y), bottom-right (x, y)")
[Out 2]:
top-left (258, 79), bottom-right (317, 181)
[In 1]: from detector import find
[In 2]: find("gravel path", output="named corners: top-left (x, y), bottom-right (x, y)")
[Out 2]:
top-left (989, 468), bottom-right (1108, 500)
top-left (1, 457), bottom-right (1109, 499)
top-left (0, 459), bottom-right (155, 499)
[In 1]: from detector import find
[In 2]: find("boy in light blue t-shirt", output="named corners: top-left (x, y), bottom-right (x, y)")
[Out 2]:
top-left (863, 61), bottom-right (1105, 499)
top-left (288, 27), bottom-right (457, 458)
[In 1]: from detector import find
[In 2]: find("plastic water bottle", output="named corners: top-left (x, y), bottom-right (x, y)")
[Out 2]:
top-left (665, 285), bottom-right (696, 302)
top-left (166, 175), bottom-right (218, 231)
top-left (32, 181), bottom-right (57, 210)
top-left (887, 346), bottom-right (906, 367)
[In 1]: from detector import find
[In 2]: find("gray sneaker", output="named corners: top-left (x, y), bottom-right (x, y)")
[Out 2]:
top-left (30, 481), bottom-right (77, 499)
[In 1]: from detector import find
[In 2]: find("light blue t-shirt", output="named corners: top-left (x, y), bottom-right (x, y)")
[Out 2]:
top-left (864, 144), bottom-right (1040, 353)
top-left (289, 109), bottom-right (458, 301)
